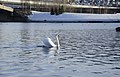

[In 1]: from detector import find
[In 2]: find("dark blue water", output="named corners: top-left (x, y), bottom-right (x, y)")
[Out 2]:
top-left (0, 23), bottom-right (120, 77)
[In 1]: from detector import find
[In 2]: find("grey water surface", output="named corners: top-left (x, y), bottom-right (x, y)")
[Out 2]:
top-left (0, 23), bottom-right (120, 77)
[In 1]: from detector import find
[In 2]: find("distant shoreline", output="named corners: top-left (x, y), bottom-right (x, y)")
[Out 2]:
top-left (0, 20), bottom-right (120, 23)
top-left (0, 10), bottom-right (120, 23)
top-left (28, 20), bottom-right (120, 23)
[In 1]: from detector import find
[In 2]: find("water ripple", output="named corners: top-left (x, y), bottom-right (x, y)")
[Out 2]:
top-left (0, 23), bottom-right (120, 77)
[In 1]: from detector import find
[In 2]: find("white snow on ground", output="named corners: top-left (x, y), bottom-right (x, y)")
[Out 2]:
top-left (28, 11), bottom-right (120, 22)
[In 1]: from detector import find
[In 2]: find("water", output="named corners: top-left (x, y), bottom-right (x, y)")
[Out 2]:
top-left (0, 23), bottom-right (120, 77)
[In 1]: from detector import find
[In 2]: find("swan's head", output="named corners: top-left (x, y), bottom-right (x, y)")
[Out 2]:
top-left (56, 34), bottom-right (59, 38)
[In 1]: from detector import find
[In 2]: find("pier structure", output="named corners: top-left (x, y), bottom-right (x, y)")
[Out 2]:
top-left (0, 4), bottom-right (28, 22)
top-left (0, 4), bottom-right (13, 21)
top-left (0, 4), bottom-right (13, 12)
top-left (18, 0), bottom-right (120, 14)
top-left (1, 0), bottom-right (120, 14)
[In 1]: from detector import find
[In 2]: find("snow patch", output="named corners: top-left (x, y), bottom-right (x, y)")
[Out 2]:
top-left (28, 11), bottom-right (120, 22)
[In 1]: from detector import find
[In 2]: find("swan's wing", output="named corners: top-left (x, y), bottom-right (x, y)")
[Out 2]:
top-left (43, 38), bottom-right (56, 47)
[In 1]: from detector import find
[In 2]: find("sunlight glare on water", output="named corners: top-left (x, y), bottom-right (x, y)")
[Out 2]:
top-left (0, 23), bottom-right (120, 77)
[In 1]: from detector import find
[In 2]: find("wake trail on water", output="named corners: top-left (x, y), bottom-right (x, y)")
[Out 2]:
top-left (0, 45), bottom-right (44, 49)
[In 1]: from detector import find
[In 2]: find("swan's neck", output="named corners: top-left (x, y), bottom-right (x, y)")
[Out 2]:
top-left (56, 35), bottom-right (60, 49)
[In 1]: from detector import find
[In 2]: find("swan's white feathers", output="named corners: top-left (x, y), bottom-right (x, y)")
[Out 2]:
top-left (43, 37), bottom-right (56, 48)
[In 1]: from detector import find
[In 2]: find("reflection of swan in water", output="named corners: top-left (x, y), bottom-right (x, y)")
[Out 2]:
top-left (42, 47), bottom-right (58, 55)
top-left (43, 35), bottom-right (60, 49)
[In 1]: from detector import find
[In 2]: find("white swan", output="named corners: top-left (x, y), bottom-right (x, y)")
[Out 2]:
top-left (43, 35), bottom-right (60, 49)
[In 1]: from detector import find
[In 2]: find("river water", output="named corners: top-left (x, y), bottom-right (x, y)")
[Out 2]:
top-left (0, 23), bottom-right (120, 77)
